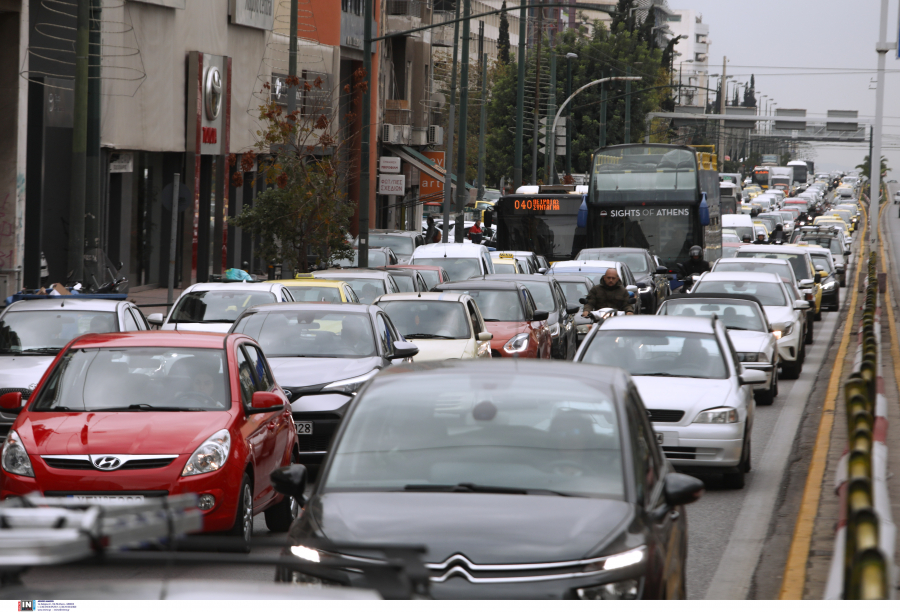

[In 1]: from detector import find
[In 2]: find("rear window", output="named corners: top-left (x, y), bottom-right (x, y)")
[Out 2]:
top-left (736, 251), bottom-right (811, 282)
top-left (694, 280), bottom-right (787, 306)
top-left (441, 289), bottom-right (524, 322)
top-left (170, 291), bottom-right (276, 324)
top-left (286, 285), bottom-right (343, 303)
top-left (415, 257), bottom-right (482, 281)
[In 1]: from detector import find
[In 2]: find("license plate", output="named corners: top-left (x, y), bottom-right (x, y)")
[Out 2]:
top-left (71, 495), bottom-right (144, 504)
top-left (296, 422), bottom-right (313, 435)
top-left (655, 433), bottom-right (664, 445)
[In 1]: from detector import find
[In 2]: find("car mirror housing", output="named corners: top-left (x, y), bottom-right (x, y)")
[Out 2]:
top-left (532, 310), bottom-right (550, 322)
top-left (566, 305), bottom-right (580, 315)
top-left (477, 331), bottom-right (493, 342)
top-left (147, 313), bottom-right (164, 326)
top-left (794, 300), bottom-right (811, 310)
top-left (662, 472), bottom-right (705, 507)
top-left (625, 285), bottom-right (638, 293)
top-left (270, 464), bottom-right (308, 506)
top-left (0, 392), bottom-right (23, 414)
top-left (799, 279), bottom-right (814, 288)
top-left (392, 340), bottom-right (420, 359)
top-left (655, 266), bottom-right (669, 275)
top-left (739, 369), bottom-right (768, 385)
top-left (844, 250), bottom-right (852, 256)
top-left (247, 391), bottom-right (285, 414)
top-left (538, 267), bottom-right (548, 274)
top-left (578, 297), bottom-right (587, 305)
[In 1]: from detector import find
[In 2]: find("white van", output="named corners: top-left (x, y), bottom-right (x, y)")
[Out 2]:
top-left (764, 189), bottom-right (786, 207)
top-left (751, 195), bottom-right (776, 212)
top-left (409, 242), bottom-right (495, 280)
top-left (722, 214), bottom-right (755, 242)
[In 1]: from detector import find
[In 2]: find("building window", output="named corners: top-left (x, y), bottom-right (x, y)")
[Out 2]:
top-left (342, 0), bottom-right (362, 15)
top-left (667, 14), bottom-right (681, 22)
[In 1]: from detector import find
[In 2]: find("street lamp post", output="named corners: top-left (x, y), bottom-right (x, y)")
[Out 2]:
top-left (565, 52), bottom-right (577, 178)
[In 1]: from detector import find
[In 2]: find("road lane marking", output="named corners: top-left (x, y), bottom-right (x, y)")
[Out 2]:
top-left (778, 199), bottom-right (867, 599)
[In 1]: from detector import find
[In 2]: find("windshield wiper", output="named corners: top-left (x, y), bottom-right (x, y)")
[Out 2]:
top-left (171, 319), bottom-right (234, 324)
top-left (403, 483), bottom-right (573, 496)
top-left (92, 404), bottom-right (206, 412)
top-left (403, 333), bottom-right (457, 340)
top-left (481, 318), bottom-right (501, 322)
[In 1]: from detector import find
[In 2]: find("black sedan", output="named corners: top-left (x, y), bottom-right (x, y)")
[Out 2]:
top-left (487, 274), bottom-right (580, 360)
top-left (230, 303), bottom-right (418, 472)
top-left (574, 247), bottom-right (670, 314)
top-left (274, 360), bottom-right (704, 599)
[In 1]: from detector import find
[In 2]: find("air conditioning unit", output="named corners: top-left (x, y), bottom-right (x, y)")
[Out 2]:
top-left (382, 123), bottom-right (393, 143)
top-left (428, 125), bottom-right (444, 145)
top-left (383, 123), bottom-right (404, 144)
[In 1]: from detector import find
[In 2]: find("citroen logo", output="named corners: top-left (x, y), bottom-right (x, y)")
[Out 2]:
top-left (93, 456), bottom-right (122, 471)
top-left (205, 67), bottom-right (222, 121)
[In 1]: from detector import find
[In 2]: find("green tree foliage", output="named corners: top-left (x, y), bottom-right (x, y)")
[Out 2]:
top-left (742, 74), bottom-right (757, 107)
top-left (498, 1), bottom-right (510, 65)
top-left (856, 154), bottom-right (891, 179)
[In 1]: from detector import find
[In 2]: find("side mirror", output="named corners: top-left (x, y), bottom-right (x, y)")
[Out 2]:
top-left (578, 297), bottom-right (587, 305)
top-left (0, 392), bottom-right (23, 413)
top-left (739, 369), bottom-right (767, 385)
top-left (799, 279), bottom-right (814, 288)
top-left (793, 300), bottom-right (811, 310)
top-left (655, 266), bottom-right (669, 275)
top-left (566, 305), bottom-right (580, 315)
top-left (392, 340), bottom-right (420, 359)
top-left (538, 267), bottom-right (548, 274)
top-left (817, 271), bottom-right (827, 280)
top-left (477, 331), bottom-right (493, 342)
top-left (636, 282), bottom-right (647, 289)
top-left (532, 310), bottom-right (550, 322)
top-left (625, 285), bottom-right (638, 294)
top-left (147, 313), bottom-right (164, 326)
top-left (270, 464), bottom-right (308, 506)
top-left (662, 472), bottom-right (705, 507)
top-left (247, 391), bottom-right (285, 414)
top-left (844, 251), bottom-right (851, 256)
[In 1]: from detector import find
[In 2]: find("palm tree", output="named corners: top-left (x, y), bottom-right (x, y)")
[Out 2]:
top-left (856, 154), bottom-right (891, 179)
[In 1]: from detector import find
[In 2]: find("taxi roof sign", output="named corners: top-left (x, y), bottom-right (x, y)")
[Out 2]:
top-left (499, 253), bottom-right (515, 259)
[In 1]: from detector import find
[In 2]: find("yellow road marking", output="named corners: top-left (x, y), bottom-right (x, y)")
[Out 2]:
top-left (778, 201), bottom-right (868, 599)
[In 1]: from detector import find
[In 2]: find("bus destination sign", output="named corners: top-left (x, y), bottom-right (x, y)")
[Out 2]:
top-left (599, 207), bottom-right (690, 218)
top-left (513, 198), bottom-right (561, 212)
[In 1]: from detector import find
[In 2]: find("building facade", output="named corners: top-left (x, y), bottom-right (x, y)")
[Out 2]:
top-left (668, 8), bottom-right (710, 108)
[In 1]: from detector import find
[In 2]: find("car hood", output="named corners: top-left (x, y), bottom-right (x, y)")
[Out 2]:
top-left (163, 322), bottom-right (234, 334)
top-left (633, 377), bottom-right (733, 413)
top-left (0, 355), bottom-right (57, 390)
top-left (268, 356), bottom-right (382, 388)
top-left (762, 305), bottom-right (796, 328)
top-left (485, 321), bottom-right (531, 349)
top-left (306, 492), bottom-right (634, 564)
top-left (16, 411), bottom-right (232, 455)
top-left (403, 339), bottom-right (472, 361)
top-left (727, 329), bottom-right (772, 354)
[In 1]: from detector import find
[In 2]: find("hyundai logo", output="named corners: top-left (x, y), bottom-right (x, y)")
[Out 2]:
top-left (93, 456), bottom-right (122, 471)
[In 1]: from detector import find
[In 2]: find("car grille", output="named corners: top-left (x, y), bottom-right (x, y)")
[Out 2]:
top-left (294, 416), bottom-right (340, 453)
top-left (647, 409), bottom-right (685, 423)
top-left (663, 446), bottom-right (697, 460)
top-left (42, 457), bottom-right (177, 470)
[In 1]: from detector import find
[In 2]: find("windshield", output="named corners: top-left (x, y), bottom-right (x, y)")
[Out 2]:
top-left (577, 250), bottom-right (649, 274)
top-left (755, 218), bottom-right (776, 233)
top-left (483, 189), bottom-right (501, 201)
top-left (414, 269), bottom-right (441, 289)
top-left (591, 146), bottom-right (699, 203)
top-left (779, 212), bottom-right (797, 222)
top-left (736, 251), bottom-right (811, 282)
top-left (389, 274), bottom-right (415, 292)
top-left (581, 330), bottom-right (727, 379)
top-left (797, 236), bottom-right (842, 255)
top-left (368, 235), bottom-right (415, 256)
top-left (232, 310), bottom-right (376, 358)
top-left (493, 262), bottom-right (517, 274)
top-left (694, 280), bottom-right (787, 306)
top-left (722, 245), bottom-right (740, 258)
top-left (414, 257), bottom-right (482, 281)
top-left (286, 285), bottom-right (343, 303)
top-left (728, 226), bottom-right (754, 242)
top-left (557, 280), bottom-right (590, 305)
top-left (811, 253), bottom-right (834, 273)
top-left (517, 281), bottom-right (556, 312)
top-left (441, 289), bottom-right (524, 322)
top-left (170, 290), bottom-right (276, 323)
top-left (713, 261), bottom-right (793, 282)
top-left (335, 249), bottom-right (389, 268)
top-left (324, 373), bottom-right (624, 498)
top-left (31, 347), bottom-right (230, 411)
top-left (0, 311), bottom-right (118, 355)
top-left (660, 301), bottom-right (766, 332)
top-left (380, 301), bottom-right (470, 340)
top-left (326, 278), bottom-right (387, 304)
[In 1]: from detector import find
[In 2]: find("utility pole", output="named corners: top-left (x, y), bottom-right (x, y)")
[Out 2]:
top-left (476, 23), bottom-right (486, 200)
top-left (513, 2), bottom-right (527, 190)
top-left (565, 52), bottom-right (575, 177)
top-left (454, 0), bottom-right (472, 243)
top-left (85, 0), bottom-right (101, 270)
top-left (718, 56), bottom-right (727, 172)
top-left (358, 0), bottom-right (373, 266)
top-left (441, 0), bottom-right (462, 242)
top-left (599, 72), bottom-right (606, 148)
top-left (287, 0), bottom-right (298, 117)
top-left (623, 66), bottom-right (631, 144)
top-left (870, 0), bottom-right (889, 252)
top-left (68, 0), bottom-right (90, 284)
top-left (531, 1), bottom-right (544, 184)
top-left (545, 32), bottom-right (556, 182)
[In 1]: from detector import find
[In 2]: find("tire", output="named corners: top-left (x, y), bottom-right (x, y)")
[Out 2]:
top-left (814, 308), bottom-right (822, 322)
top-left (754, 367), bottom-right (776, 406)
top-left (782, 353), bottom-right (802, 380)
top-left (227, 473), bottom-right (254, 553)
top-left (264, 488), bottom-right (300, 533)
top-left (805, 317), bottom-right (814, 345)
top-left (722, 436), bottom-right (749, 489)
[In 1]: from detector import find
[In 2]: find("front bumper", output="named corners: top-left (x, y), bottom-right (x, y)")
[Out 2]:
top-left (652, 422), bottom-right (745, 470)
top-left (290, 394), bottom-right (353, 466)
top-left (776, 329), bottom-right (802, 363)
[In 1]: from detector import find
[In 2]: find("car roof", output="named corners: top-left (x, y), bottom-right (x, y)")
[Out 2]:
top-left (315, 270), bottom-right (393, 280)
top-left (184, 282), bottom-right (280, 292)
top-left (70, 330), bottom-right (231, 350)
top-left (598, 314), bottom-right (718, 334)
top-left (435, 279), bottom-right (523, 291)
top-left (548, 274), bottom-right (592, 284)
top-left (663, 292), bottom-right (765, 308)
top-left (551, 260), bottom-right (620, 270)
top-left (4, 298), bottom-right (123, 313)
top-left (377, 359), bottom-right (632, 388)
top-left (375, 292), bottom-right (466, 303)
top-left (715, 257), bottom-right (790, 267)
top-left (737, 245), bottom-right (811, 256)
top-left (276, 278), bottom-right (349, 287)
top-left (375, 267), bottom-right (419, 275)
top-left (698, 271), bottom-right (784, 284)
top-left (412, 243), bottom-right (487, 256)
top-left (242, 302), bottom-right (374, 314)
top-left (386, 264), bottom-right (446, 272)
top-left (578, 247), bottom-right (648, 255)
top-left (487, 274), bottom-right (554, 283)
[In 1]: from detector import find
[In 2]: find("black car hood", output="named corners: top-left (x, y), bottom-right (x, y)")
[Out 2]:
top-left (303, 492), bottom-right (634, 564)
top-left (268, 356), bottom-right (382, 387)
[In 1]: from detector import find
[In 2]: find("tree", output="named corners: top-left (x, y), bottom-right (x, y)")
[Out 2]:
top-left (742, 74), bottom-right (757, 108)
top-left (497, 1), bottom-right (510, 65)
top-left (732, 86), bottom-right (739, 107)
top-left (856, 154), bottom-right (891, 179)
top-left (228, 73), bottom-right (358, 273)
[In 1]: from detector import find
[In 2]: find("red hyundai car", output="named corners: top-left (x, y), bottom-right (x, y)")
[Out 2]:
top-left (0, 331), bottom-right (297, 551)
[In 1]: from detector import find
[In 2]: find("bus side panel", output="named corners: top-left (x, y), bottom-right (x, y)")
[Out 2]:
top-left (699, 170), bottom-right (722, 262)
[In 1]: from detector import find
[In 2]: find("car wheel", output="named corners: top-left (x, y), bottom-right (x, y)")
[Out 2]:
top-left (264, 485), bottom-right (299, 533)
top-left (782, 354), bottom-right (802, 380)
top-left (722, 437), bottom-right (749, 489)
top-left (814, 307), bottom-right (822, 322)
top-left (805, 317), bottom-right (814, 345)
top-left (754, 369), bottom-right (776, 406)
top-left (227, 473), bottom-right (254, 553)
top-left (840, 277), bottom-right (846, 288)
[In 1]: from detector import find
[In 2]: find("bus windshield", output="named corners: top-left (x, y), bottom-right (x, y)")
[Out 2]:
top-left (591, 145), bottom-right (698, 203)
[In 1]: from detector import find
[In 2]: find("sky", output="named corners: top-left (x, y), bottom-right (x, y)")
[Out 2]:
top-left (679, 0), bottom-right (900, 183)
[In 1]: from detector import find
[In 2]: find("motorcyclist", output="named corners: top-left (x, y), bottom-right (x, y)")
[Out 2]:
top-left (769, 223), bottom-right (786, 243)
top-left (582, 268), bottom-right (634, 316)
top-left (681, 245), bottom-right (710, 276)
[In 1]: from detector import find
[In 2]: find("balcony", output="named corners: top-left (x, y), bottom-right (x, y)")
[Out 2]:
top-left (431, 10), bottom-right (454, 47)
top-left (385, 100), bottom-right (412, 126)
top-left (384, 0), bottom-right (432, 36)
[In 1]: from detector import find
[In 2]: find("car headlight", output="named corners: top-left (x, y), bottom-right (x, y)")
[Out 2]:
top-left (1, 430), bottom-right (34, 477)
top-left (182, 429), bottom-right (231, 477)
top-left (693, 407), bottom-right (739, 424)
top-left (323, 369), bottom-right (378, 395)
top-left (503, 333), bottom-right (530, 353)
top-left (577, 324), bottom-right (592, 334)
top-left (772, 322), bottom-right (793, 339)
top-left (736, 352), bottom-right (765, 362)
top-left (576, 579), bottom-right (640, 600)
top-left (823, 280), bottom-right (837, 290)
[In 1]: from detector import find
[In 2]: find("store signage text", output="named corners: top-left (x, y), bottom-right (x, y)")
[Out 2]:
top-left (202, 127), bottom-right (218, 144)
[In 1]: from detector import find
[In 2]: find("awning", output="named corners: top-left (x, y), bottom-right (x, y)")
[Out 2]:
top-left (384, 144), bottom-right (476, 191)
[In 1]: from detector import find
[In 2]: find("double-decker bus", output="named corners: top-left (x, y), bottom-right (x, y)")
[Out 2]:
top-left (490, 144), bottom-right (721, 270)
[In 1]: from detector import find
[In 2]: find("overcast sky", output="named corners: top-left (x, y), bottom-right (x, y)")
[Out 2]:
top-left (681, 0), bottom-right (900, 182)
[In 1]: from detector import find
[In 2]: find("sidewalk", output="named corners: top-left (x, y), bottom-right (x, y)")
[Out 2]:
top-left (127, 286), bottom-right (182, 318)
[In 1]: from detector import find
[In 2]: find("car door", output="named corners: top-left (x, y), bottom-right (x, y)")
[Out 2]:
top-left (121, 307), bottom-right (141, 332)
top-left (465, 297), bottom-right (490, 358)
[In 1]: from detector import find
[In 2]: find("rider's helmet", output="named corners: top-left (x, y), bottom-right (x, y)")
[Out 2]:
top-left (689, 245), bottom-right (703, 259)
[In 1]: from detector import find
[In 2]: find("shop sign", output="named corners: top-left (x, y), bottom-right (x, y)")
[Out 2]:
top-left (108, 153), bottom-right (133, 173)
top-left (229, 0), bottom-right (275, 31)
top-left (378, 175), bottom-right (405, 195)
top-left (379, 157), bottom-right (401, 173)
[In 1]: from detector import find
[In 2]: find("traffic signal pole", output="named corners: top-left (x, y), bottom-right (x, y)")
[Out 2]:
top-left (513, 3), bottom-right (526, 190)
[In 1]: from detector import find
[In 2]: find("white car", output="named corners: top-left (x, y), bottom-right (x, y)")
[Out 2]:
top-left (374, 292), bottom-right (493, 360)
top-left (691, 271), bottom-right (810, 380)
top-left (150, 281), bottom-right (293, 333)
top-left (657, 294), bottom-right (779, 405)
top-left (574, 315), bottom-right (764, 488)
top-left (409, 242), bottom-right (495, 281)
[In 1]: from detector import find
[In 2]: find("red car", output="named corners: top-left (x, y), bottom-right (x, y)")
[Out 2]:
top-left (0, 331), bottom-right (297, 551)
top-left (434, 279), bottom-right (552, 358)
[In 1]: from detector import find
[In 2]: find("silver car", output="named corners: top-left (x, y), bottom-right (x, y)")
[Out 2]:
top-left (656, 294), bottom-right (779, 405)
top-left (691, 271), bottom-right (810, 380)
top-left (574, 315), bottom-right (764, 488)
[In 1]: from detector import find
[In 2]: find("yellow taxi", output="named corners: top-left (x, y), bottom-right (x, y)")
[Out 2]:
top-left (814, 216), bottom-right (849, 234)
top-left (744, 185), bottom-right (762, 199)
top-left (272, 277), bottom-right (361, 303)
top-left (491, 252), bottom-right (524, 274)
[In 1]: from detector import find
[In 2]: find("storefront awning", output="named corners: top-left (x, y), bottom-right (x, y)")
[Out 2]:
top-left (384, 145), bottom-right (476, 191)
